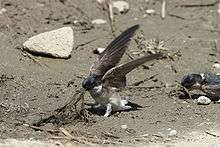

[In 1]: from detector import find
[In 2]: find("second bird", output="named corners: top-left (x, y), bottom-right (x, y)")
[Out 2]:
top-left (82, 25), bottom-right (162, 117)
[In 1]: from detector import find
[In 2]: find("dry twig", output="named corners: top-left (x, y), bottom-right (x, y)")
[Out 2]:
top-left (59, 127), bottom-right (95, 145)
top-left (161, 0), bottom-right (166, 19)
top-left (205, 131), bottom-right (220, 138)
top-left (168, 83), bottom-right (192, 99)
top-left (177, 1), bottom-right (218, 7)
top-left (23, 124), bottom-right (59, 134)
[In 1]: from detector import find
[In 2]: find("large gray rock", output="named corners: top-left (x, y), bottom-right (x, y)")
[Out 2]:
top-left (23, 27), bottom-right (74, 58)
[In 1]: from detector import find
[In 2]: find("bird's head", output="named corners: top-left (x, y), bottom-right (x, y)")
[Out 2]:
top-left (181, 74), bottom-right (204, 90)
top-left (82, 75), bottom-right (98, 91)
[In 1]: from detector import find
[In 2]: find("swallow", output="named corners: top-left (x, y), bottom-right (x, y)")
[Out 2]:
top-left (82, 25), bottom-right (162, 117)
top-left (181, 72), bottom-right (220, 99)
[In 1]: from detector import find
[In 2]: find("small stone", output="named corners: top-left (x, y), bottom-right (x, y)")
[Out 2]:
top-left (73, 20), bottom-right (80, 24)
top-left (143, 14), bottom-right (147, 18)
top-left (146, 9), bottom-right (156, 14)
top-left (93, 48), bottom-right (105, 54)
top-left (197, 96), bottom-right (211, 105)
top-left (121, 124), bottom-right (127, 129)
top-left (92, 19), bottom-right (107, 25)
top-left (97, 48), bottom-right (105, 54)
top-left (113, 1), bottom-right (129, 13)
top-left (0, 8), bottom-right (7, 15)
top-left (182, 101), bottom-right (188, 104)
top-left (158, 128), bottom-right (177, 137)
top-left (23, 27), bottom-right (74, 58)
top-left (22, 123), bottom-right (29, 127)
top-left (168, 129), bottom-right (177, 136)
top-left (213, 63), bottom-right (220, 69)
top-left (140, 133), bottom-right (149, 137)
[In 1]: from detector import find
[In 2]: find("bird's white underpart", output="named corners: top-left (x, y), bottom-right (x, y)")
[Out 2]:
top-left (90, 85), bottom-right (131, 117)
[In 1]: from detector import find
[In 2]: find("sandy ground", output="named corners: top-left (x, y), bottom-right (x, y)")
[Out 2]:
top-left (0, 0), bottom-right (220, 146)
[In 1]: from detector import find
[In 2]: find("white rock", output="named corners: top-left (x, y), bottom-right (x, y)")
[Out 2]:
top-left (0, 8), bottom-right (7, 15)
top-left (146, 9), bottom-right (156, 14)
top-left (121, 124), bottom-right (128, 129)
top-left (113, 1), bottom-right (129, 13)
top-left (23, 27), bottom-right (74, 58)
top-left (96, 48), bottom-right (105, 54)
top-left (73, 20), bottom-right (80, 24)
top-left (168, 129), bottom-right (177, 136)
top-left (197, 96), bottom-right (211, 105)
top-left (92, 19), bottom-right (107, 25)
top-left (213, 63), bottom-right (220, 69)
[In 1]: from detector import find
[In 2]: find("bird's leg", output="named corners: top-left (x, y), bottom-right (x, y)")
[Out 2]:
top-left (104, 103), bottom-right (112, 117)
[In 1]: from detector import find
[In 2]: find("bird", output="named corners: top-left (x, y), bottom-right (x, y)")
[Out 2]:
top-left (181, 72), bottom-right (220, 99)
top-left (82, 24), bottom-right (163, 117)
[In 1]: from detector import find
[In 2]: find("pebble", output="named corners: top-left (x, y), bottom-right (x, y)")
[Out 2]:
top-left (121, 124), bottom-right (128, 129)
top-left (158, 128), bottom-right (177, 137)
top-left (168, 129), bottom-right (177, 136)
top-left (96, 47), bottom-right (105, 54)
top-left (213, 63), bottom-right (220, 69)
top-left (23, 27), bottom-right (74, 58)
top-left (197, 96), bottom-right (211, 105)
top-left (91, 19), bottom-right (107, 25)
top-left (0, 8), bottom-right (7, 15)
top-left (145, 9), bottom-right (156, 14)
top-left (113, 1), bottom-right (129, 13)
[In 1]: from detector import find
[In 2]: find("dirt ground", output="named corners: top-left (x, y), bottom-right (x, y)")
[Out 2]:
top-left (0, 0), bottom-right (220, 146)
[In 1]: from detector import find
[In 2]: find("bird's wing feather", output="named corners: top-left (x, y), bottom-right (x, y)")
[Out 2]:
top-left (202, 84), bottom-right (220, 90)
top-left (90, 25), bottom-right (140, 76)
top-left (202, 84), bottom-right (220, 96)
top-left (102, 53), bottom-right (163, 88)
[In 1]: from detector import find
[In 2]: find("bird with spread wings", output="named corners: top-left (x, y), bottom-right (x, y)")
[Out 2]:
top-left (82, 25), bottom-right (163, 117)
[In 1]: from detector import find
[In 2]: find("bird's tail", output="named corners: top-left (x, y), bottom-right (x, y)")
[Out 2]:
top-left (121, 99), bottom-right (143, 108)
top-left (127, 101), bottom-right (143, 108)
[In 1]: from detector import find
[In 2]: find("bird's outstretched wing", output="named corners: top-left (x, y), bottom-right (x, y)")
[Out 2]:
top-left (90, 25), bottom-right (140, 77)
top-left (102, 53), bottom-right (163, 88)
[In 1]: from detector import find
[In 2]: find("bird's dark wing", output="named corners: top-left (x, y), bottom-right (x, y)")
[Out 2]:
top-left (102, 53), bottom-right (163, 88)
top-left (90, 25), bottom-right (140, 77)
top-left (203, 73), bottom-right (220, 85)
